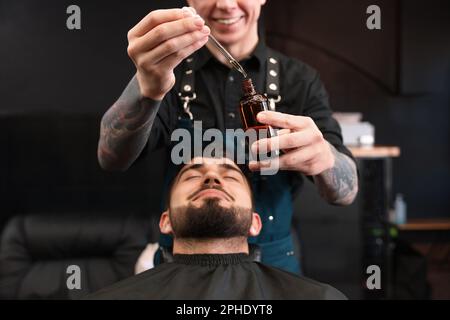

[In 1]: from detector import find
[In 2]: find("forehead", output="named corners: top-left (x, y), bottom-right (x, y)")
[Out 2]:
top-left (174, 157), bottom-right (246, 183)
top-left (170, 157), bottom-right (252, 201)
top-left (189, 156), bottom-right (238, 168)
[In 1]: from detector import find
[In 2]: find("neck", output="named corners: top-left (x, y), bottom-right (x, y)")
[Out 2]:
top-left (206, 32), bottom-right (259, 64)
top-left (173, 237), bottom-right (249, 255)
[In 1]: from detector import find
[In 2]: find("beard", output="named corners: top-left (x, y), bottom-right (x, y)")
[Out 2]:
top-left (169, 198), bottom-right (252, 239)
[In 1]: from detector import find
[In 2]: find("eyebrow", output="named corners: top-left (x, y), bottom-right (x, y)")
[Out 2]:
top-left (177, 163), bottom-right (245, 182)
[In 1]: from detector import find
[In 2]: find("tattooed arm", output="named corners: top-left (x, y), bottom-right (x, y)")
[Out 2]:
top-left (97, 76), bottom-right (161, 171)
top-left (98, 7), bottom-right (211, 171)
top-left (313, 144), bottom-right (358, 205)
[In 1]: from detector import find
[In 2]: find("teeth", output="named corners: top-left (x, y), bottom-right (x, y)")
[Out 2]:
top-left (216, 17), bottom-right (241, 25)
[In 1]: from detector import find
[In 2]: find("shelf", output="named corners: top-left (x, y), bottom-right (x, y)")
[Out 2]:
top-left (349, 145), bottom-right (401, 158)
top-left (397, 218), bottom-right (450, 231)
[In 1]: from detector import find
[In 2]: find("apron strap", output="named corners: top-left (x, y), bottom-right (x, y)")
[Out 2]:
top-left (265, 50), bottom-right (282, 111)
top-left (178, 56), bottom-right (196, 120)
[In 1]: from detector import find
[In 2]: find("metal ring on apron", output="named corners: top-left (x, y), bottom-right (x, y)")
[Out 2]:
top-left (178, 92), bottom-right (196, 120)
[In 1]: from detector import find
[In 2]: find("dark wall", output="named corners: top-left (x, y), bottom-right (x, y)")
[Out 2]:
top-left (0, 0), bottom-right (184, 114)
top-left (0, 0), bottom-right (184, 229)
top-left (264, 0), bottom-right (450, 218)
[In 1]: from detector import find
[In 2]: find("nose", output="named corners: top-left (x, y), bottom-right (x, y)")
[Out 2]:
top-left (203, 171), bottom-right (222, 187)
top-left (216, 0), bottom-right (238, 10)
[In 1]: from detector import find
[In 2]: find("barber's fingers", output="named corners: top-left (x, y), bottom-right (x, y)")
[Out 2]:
top-left (249, 145), bottom-right (318, 172)
top-left (158, 37), bottom-right (210, 71)
top-left (257, 111), bottom-right (315, 130)
top-left (129, 8), bottom-right (195, 38)
top-left (277, 129), bottom-right (291, 136)
top-left (277, 146), bottom-right (318, 170)
top-left (252, 130), bottom-right (315, 154)
top-left (277, 144), bottom-right (331, 176)
top-left (131, 16), bottom-right (207, 54)
top-left (140, 28), bottom-right (210, 65)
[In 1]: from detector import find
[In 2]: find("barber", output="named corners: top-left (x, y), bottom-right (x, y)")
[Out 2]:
top-left (97, 1), bottom-right (358, 274)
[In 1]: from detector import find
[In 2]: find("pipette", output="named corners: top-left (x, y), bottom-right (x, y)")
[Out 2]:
top-left (208, 34), bottom-right (248, 78)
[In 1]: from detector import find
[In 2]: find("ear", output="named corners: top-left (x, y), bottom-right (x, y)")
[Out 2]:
top-left (248, 212), bottom-right (262, 237)
top-left (159, 211), bottom-right (173, 235)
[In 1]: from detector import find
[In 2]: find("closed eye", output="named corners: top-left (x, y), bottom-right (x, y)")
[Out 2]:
top-left (224, 176), bottom-right (239, 181)
top-left (184, 175), bottom-right (201, 181)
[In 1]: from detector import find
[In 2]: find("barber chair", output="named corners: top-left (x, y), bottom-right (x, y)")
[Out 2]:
top-left (0, 212), bottom-right (150, 299)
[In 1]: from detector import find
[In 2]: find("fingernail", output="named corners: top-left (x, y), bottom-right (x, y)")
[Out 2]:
top-left (182, 7), bottom-right (194, 17)
top-left (201, 25), bottom-right (210, 34)
top-left (257, 112), bottom-right (266, 121)
top-left (248, 161), bottom-right (258, 171)
top-left (194, 14), bottom-right (204, 26)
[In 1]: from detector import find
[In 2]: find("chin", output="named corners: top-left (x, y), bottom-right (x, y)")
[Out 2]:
top-left (196, 197), bottom-right (231, 208)
top-left (216, 34), bottom-right (242, 45)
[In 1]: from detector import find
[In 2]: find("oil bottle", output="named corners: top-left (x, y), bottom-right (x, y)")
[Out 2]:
top-left (239, 78), bottom-right (279, 157)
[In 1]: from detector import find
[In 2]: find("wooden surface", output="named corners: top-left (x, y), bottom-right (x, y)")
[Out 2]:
top-left (397, 218), bottom-right (450, 231)
top-left (349, 146), bottom-right (401, 158)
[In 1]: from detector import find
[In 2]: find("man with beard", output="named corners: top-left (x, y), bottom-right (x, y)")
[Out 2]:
top-left (87, 156), bottom-right (346, 299)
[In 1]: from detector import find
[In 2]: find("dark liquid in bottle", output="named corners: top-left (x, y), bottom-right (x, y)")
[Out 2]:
top-left (239, 78), bottom-right (276, 137)
top-left (240, 79), bottom-right (264, 125)
top-left (240, 99), bottom-right (269, 131)
top-left (239, 78), bottom-right (279, 157)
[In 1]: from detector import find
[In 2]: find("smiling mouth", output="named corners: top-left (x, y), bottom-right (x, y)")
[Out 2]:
top-left (212, 16), bottom-right (244, 25)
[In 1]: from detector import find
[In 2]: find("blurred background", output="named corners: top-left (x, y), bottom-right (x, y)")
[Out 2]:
top-left (0, 0), bottom-right (448, 299)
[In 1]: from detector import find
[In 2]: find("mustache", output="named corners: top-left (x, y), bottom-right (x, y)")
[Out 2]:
top-left (187, 185), bottom-right (234, 201)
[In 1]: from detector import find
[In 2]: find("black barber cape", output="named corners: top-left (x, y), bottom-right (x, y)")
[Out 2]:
top-left (86, 254), bottom-right (346, 300)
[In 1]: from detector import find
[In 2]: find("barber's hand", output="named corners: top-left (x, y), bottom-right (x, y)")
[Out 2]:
top-left (249, 111), bottom-right (335, 176)
top-left (127, 7), bottom-right (210, 100)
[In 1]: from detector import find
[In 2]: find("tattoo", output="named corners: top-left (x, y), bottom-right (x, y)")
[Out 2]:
top-left (313, 145), bottom-right (358, 205)
top-left (98, 76), bottom-right (161, 171)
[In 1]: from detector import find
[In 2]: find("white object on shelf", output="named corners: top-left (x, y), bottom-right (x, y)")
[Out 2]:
top-left (394, 194), bottom-right (407, 225)
top-left (339, 122), bottom-right (375, 146)
top-left (333, 112), bottom-right (375, 146)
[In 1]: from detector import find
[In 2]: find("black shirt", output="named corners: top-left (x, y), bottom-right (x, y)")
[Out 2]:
top-left (86, 253), bottom-right (347, 300)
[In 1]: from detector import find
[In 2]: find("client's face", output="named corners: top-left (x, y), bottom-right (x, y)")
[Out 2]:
top-left (168, 157), bottom-right (253, 239)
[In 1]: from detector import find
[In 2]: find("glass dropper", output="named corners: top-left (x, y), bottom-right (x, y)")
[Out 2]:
top-left (208, 34), bottom-right (248, 78)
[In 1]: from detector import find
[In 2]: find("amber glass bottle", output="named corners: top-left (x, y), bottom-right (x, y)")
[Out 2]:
top-left (239, 78), bottom-right (276, 137)
top-left (239, 78), bottom-right (279, 158)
